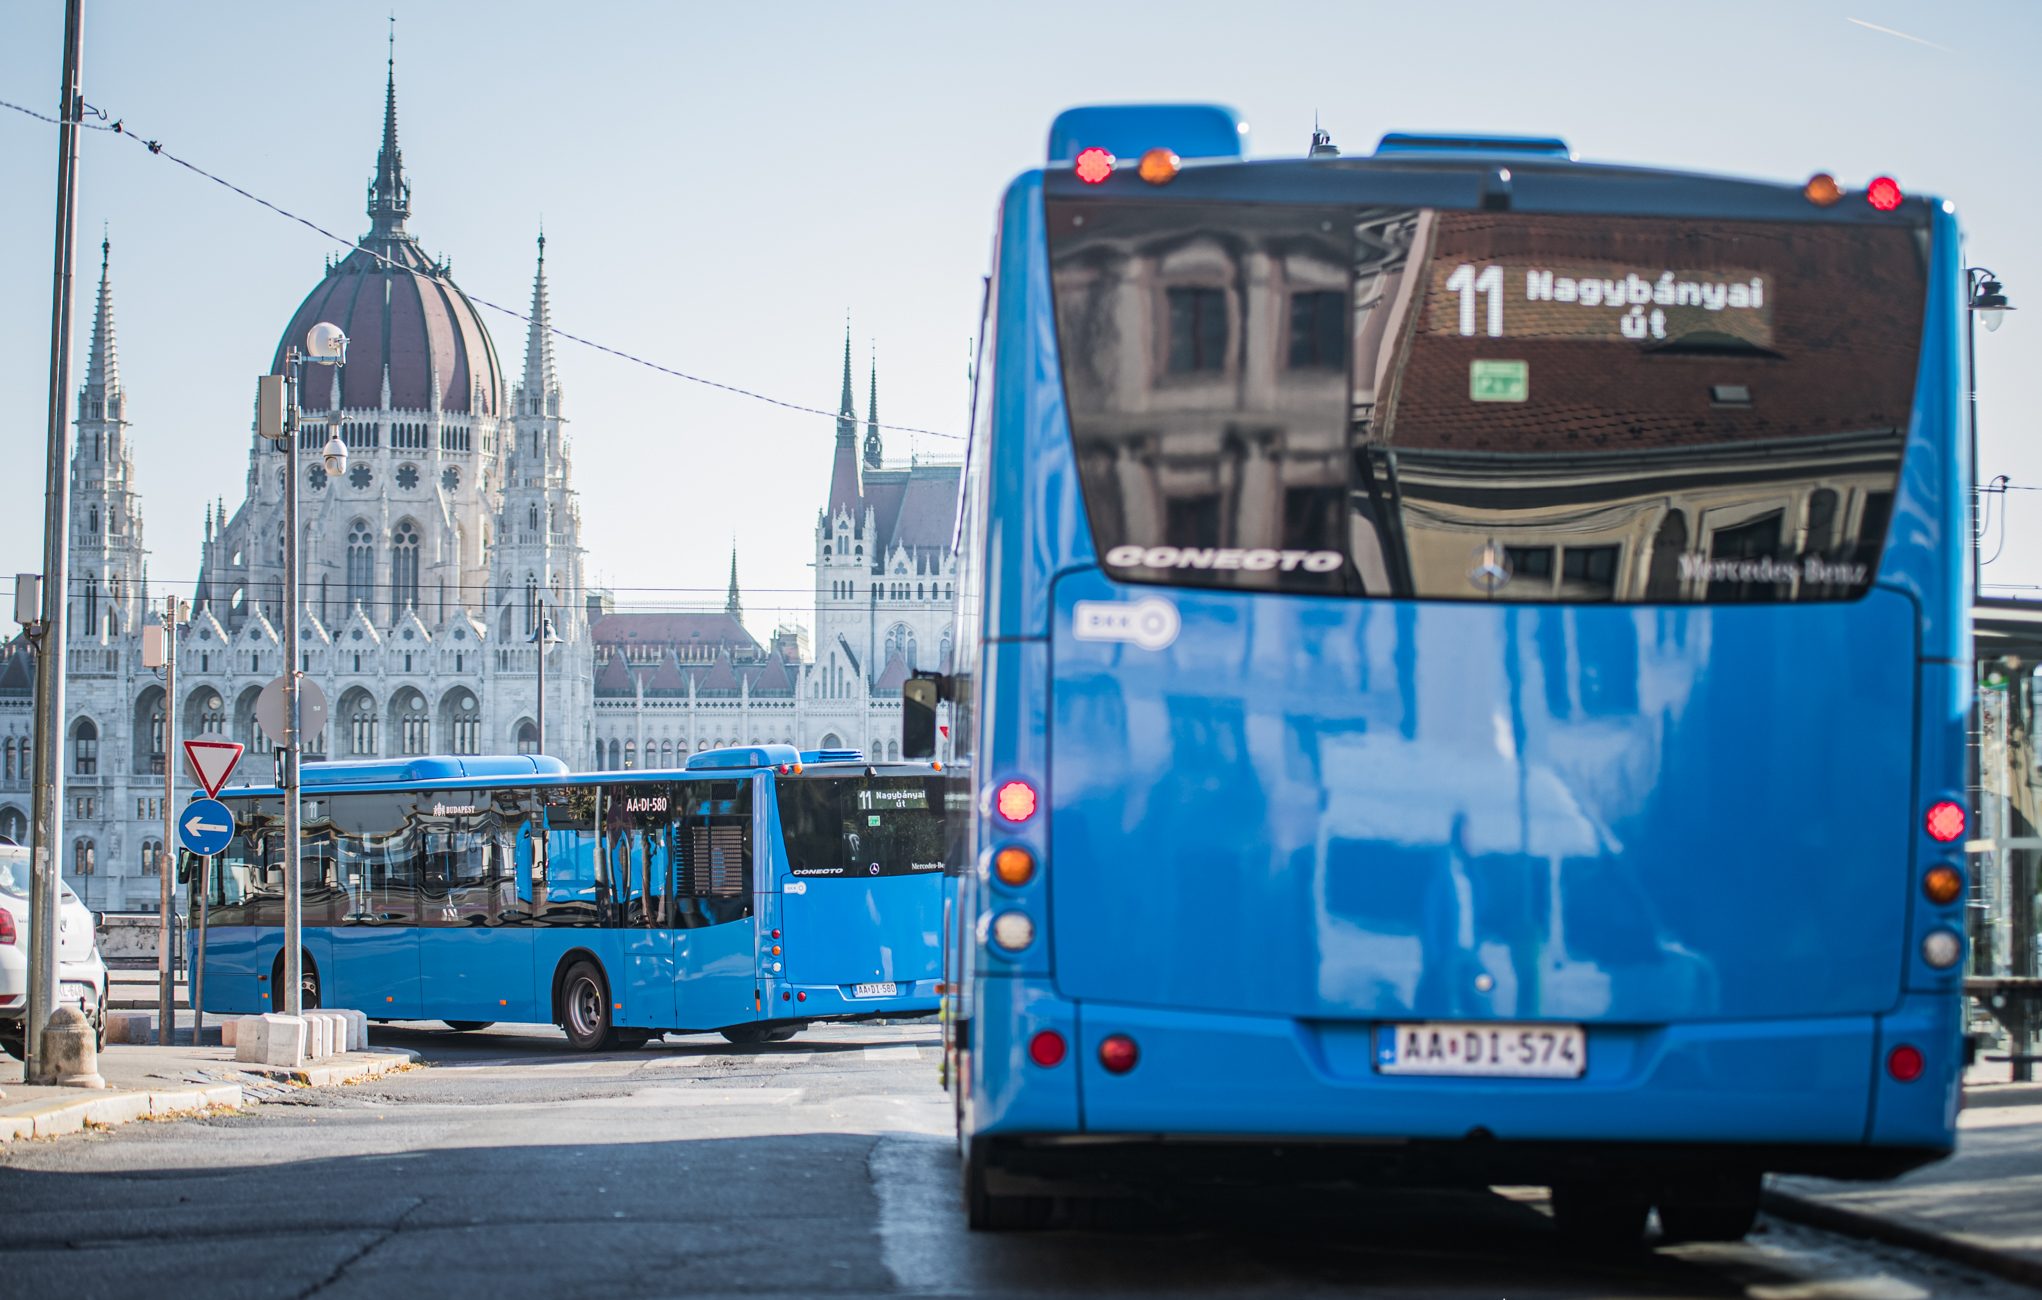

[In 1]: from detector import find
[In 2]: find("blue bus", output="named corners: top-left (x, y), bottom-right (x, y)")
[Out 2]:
top-left (186, 746), bottom-right (954, 1048)
top-left (928, 105), bottom-right (1970, 1240)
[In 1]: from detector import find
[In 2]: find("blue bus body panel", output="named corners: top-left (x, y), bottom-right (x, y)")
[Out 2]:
top-left (1048, 579), bottom-right (1918, 1025)
top-left (781, 874), bottom-right (943, 991)
top-left (331, 929), bottom-right (422, 1019)
top-left (1046, 104), bottom-right (1245, 165)
top-left (674, 921), bottom-right (757, 1031)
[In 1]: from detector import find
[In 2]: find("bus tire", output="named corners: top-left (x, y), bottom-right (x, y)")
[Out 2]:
top-left (559, 961), bottom-right (613, 1052)
top-left (270, 951), bottom-right (320, 1012)
top-left (1656, 1174), bottom-right (1761, 1243)
top-left (442, 1021), bottom-right (495, 1032)
top-left (720, 1024), bottom-right (802, 1045)
top-left (1549, 1183), bottom-right (1649, 1247)
top-left (964, 1142), bottom-right (1051, 1231)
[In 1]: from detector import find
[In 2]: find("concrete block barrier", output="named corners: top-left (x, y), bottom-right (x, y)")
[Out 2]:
top-left (233, 1014), bottom-right (306, 1068)
top-left (104, 1010), bottom-right (154, 1045)
top-left (220, 1018), bottom-right (239, 1047)
top-left (336, 1009), bottom-right (368, 1052)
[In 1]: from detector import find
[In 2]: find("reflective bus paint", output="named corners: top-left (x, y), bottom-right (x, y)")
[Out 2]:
top-left (945, 112), bottom-right (1968, 1215)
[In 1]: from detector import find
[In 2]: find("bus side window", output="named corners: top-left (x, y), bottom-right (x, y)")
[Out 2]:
top-left (679, 780), bottom-right (752, 927)
top-left (343, 792), bottom-right (417, 926)
top-left (541, 788), bottom-right (601, 926)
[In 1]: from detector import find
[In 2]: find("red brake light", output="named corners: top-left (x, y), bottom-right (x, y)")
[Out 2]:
top-left (1866, 176), bottom-right (1904, 211)
top-left (1029, 1030), bottom-right (1067, 1067)
top-left (1925, 801), bottom-right (1966, 843)
top-left (1098, 1034), bottom-right (1139, 1074)
top-left (1074, 147), bottom-right (1115, 185)
top-left (1887, 1044), bottom-right (1925, 1082)
top-left (995, 780), bottom-right (1038, 823)
top-left (0, 909), bottom-right (14, 945)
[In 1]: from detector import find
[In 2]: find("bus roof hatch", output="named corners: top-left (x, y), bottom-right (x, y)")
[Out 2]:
top-left (1048, 104), bottom-right (1246, 166)
top-left (1374, 131), bottom-right (1572, 159)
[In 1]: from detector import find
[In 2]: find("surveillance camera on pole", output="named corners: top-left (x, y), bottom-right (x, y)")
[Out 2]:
top-left (322, 435), bottom-right (349, 478)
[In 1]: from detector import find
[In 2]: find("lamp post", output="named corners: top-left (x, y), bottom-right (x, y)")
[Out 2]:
top-left (258, 323), bottom-right (347, 1020)
top-left (529, 606), bottom-right (560, 756)
top-left (1966, 267), bottom-right (2015, 591)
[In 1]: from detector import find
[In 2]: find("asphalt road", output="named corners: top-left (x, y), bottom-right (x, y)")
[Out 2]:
top-left (0, 1021), bottom-right (2024, 1299)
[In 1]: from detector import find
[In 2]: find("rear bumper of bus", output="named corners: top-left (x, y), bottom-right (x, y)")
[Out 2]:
top-left (769, 976), bottom-right (941, 1022)
top-left (970, 980), bottom-right (1960, 1182)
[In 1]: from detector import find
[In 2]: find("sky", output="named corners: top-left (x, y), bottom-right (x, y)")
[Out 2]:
top-left (2, 0), bottom-right (2039, 641)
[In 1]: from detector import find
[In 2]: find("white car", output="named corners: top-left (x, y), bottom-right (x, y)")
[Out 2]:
top-left (0, 843), bottom-right (109, 1059)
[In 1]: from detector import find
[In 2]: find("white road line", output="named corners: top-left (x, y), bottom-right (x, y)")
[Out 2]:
top-left (863, 1045), bottom-right (927, 1064)
top-left (872, 1134), bottom-right (959, 1294)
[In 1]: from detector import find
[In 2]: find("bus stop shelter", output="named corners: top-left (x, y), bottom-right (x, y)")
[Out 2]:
top-left (1970, 598), bottom-right (2042, 1078)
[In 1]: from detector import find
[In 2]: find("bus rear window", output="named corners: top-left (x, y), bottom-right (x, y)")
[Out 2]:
top-left (775, 776), bottom-right (954, 879)
top-left (1048, 200), bottom-right (1925, 603)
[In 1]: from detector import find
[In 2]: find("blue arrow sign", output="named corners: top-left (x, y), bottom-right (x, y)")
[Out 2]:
top-left (177, 796), bottom-right (236, 857)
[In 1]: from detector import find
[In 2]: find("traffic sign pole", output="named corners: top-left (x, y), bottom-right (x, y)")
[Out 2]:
top-left (157, 597), bottom-right (179, 1045)
top-left (282, 351), bottom-right (304, 1019)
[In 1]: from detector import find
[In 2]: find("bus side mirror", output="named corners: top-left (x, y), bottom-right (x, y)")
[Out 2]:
top-left (903, 673), bottom-right (946, 760)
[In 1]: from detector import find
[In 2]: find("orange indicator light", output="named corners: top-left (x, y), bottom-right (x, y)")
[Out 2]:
top-left (1803, 173), bottom-right (1843, 206)
top-left (1138, 147), bottom-right (1180, 185)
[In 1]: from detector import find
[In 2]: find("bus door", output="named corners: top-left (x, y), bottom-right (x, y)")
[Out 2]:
top-left (672, 777), bottom-right (758, 1033)
top-left (613, 784), bottom-right (677, 1029)
top-left (330, 791), bottom-right (422, 1019)
top-left (420, 788), bottom-right (538, 1023)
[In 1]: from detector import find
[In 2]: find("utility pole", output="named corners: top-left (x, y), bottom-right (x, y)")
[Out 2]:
top-left (26, 0), bottom-right (86, 1085)
top-left (282, 352), bottom-right (305, 1018)
top-left (157, 597), bottom-right (185, 1043)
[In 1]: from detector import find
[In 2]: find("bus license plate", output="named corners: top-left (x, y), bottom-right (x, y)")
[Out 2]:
top-left (1375, 1022), bottom-right (1586, 1079)
top-left (853, 982), bottom-right (898, 998)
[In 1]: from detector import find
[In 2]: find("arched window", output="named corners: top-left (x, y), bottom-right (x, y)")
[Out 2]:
top-left (72, 718), bottom-right (98, 776)
top-left (72, 838), bottom-right (95, 876)
top-left (82, 578), bottom-right (98, 632)
top-left (2, 738), bottom-right (13, 782)
top-left (624, 740), bottom-right (636, 769)
top-left (398, 692), bottom-right (430, 756)
top-left (345, 691), bottom-right (379, 757)
top-left (607, 739), bottom-right (622, 769)
top-left (525, 574), bottom-right (539, 634)
top-left (346, 521), bottom-right (374, 613)
top-left (0, 806), bottom-right (25, 845)
top-left (527, 503), bottom-right (540, 538)
top-left (391, 521), bottom-right (421, 613)
top-left (516, 719), bottom-right (539, 755)
top-left (885, 623), bottom-right (917, 670)
top-left (659, 739), bottom-right (674, 768)
top-left (200, 693), bottom-right (226, 735)
top-left (141, 838), bottom-right (163, 876)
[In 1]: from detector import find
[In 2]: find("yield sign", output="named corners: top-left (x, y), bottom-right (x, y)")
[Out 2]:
top-left (183, 736), bottom-right (245, 797)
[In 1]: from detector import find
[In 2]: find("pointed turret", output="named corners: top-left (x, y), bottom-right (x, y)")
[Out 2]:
top-left (863, 345), bottom-right (882, 469)
top-left (365, 33), bottom-right (411, 240)
top-left (82, 235), bottom-right (120, 418)
top-left (519, 230), bottom-right (558, 412)
top-left (725, 546), bottom-right (743, 621)
top-left (828, 319), bottom-right (864, 516)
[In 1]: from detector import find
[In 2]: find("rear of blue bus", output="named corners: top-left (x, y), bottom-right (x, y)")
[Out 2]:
top-left (758, 763), bottom-right (951, 1027)
top-left (952, 112), bottom-right (1970, 1227)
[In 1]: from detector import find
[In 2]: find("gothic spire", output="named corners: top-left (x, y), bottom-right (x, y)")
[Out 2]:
top-left (862, 344), bottom-right (882, 469)
top-left (725, 545), bottom-right (742, 621)
top-left (366, 27), bottom-right (411, 239)
top-left (82, 234), bottom-right (119, 407)
top-left (835, 318), bottom-right (857, 448)
top-left (520, 229), bottom-right (557, 406)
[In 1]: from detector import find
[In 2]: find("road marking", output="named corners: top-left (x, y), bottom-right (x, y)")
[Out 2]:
top-left (872, 1134), bottom-right (957, 1294)
top-left (863, 1045), bottom-right (927, 1064)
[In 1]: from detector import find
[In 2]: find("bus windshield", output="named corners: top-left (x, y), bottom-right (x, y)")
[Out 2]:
top-left (775, 775), bottom-right (953, 879)
top-left (1048, 201), bottom-right (1926, 604)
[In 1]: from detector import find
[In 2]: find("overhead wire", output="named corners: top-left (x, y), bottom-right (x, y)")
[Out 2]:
top-left (0, 93), bottom-right (965, 442)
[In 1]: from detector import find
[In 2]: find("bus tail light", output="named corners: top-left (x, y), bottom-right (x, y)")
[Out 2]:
top-left (1029, 1030), bottom-right (1066, 1067)
top-left (1138, 147), bottom-right (1180, 185)
top-left (1074, 146), bottom-right (1115, 184)
top-left (995, 781), bottom-right (1038, 823)
top-left (1925, 801), bottom-right (1966, 843)
top-left (1921, 929), bottom-right (1963, 969)
top-left (1803, 173), bottom-right (1843, 206)
top-left (994, 847), bottom-right (1036, 886)
top-left (1887, 1044), bottom-right (1924, 1082)
top-left (1923, 866), bottom-right (1964, 905)
top-left (1099, 1034), bottom-right (1139, 1074)
top-left (797, 991), bottom-right (807, 1002)
top-left (1865, 176), bottom-right (1904, 211)
top-left (990, 911), bottom-right (1035, 952)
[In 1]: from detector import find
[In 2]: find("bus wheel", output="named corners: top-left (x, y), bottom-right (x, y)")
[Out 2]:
top-left (964, 1142), bottom-right (1051, 1231)
top-left (0, 1023), bottom-right (23, 1061)
top-left (560, 961), bottom-right (612, 1052)
top-left (442, 1021), bottom-right (495, 1032)
top-left (720, 1024), bottom-right (800, 1045)
top-left (1549, 1183), bottom-right (1649, 1247)
top-left (271, 953), bottom-right (320, 1011)
top-left (1657, 1174), bottom-right (1761, 1243)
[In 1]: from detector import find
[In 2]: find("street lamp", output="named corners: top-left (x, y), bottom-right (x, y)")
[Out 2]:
top-left (256, 323), bottom-right (346, 1021)
top-left (1966, 268), bottom-right (2016, 588)
top-left (528, 606), bottom-right (560, 756)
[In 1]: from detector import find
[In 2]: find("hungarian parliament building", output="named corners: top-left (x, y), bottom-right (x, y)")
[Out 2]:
top-left (0, 62), bottom-right (958, 909)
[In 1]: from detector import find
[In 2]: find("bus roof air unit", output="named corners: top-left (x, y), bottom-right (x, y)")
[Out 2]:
top-left (686, 744), bottom-right (803, 772)
top-left (1048, 104), bottom-right (1247, 166)
top-left (1374, 131), bottom-right (1572, 159)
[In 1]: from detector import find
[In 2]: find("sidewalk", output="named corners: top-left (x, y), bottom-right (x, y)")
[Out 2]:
top-left (1769, 1062), bottom-right (2042, 1290)
top-left (0, 1035), bottom-right (418, 1144)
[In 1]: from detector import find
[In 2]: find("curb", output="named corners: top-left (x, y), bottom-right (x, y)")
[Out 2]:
top-left (1763, 1188), bottom-right (2042, 1291)
top-left (0, 1049), bottom-right (419, 1145)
